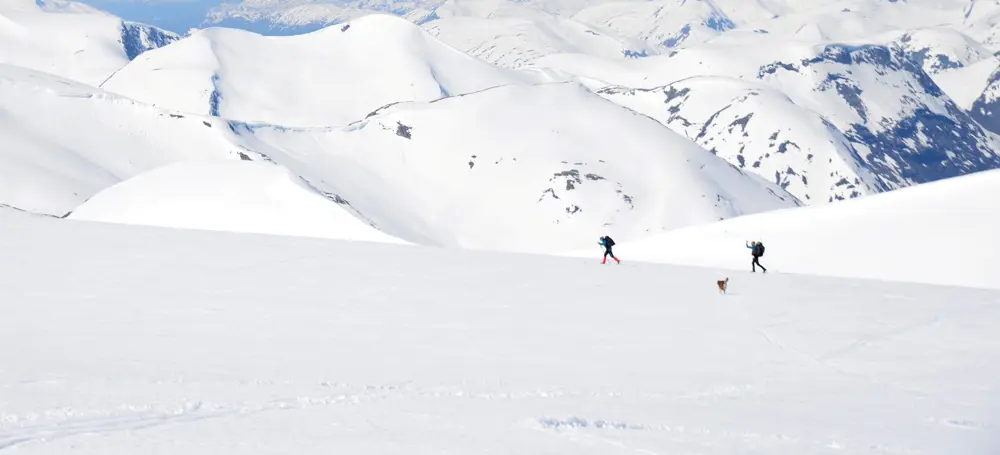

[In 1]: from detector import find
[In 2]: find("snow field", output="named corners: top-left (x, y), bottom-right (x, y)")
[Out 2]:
top-left (0, 213), bottom-right (997, 454)
top-left (574, 168), bottom-right (1000, 290)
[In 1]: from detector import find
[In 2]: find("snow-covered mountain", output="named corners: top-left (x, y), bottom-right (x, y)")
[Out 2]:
top-left (101, 14), bottom-right (544, 126)
top-left (885, 27), bottom-right (993, 75)
top-left (0, 63), bottom-right (244, 215)
top-left (596, 79), bottom-right (880, 204)
top-left (579, 41), bottom-right (1000, 203)
top-left (934, 55), bottom-right (1000, 109)
top-left (422, 0), bottom-right (659, 69)
top-left (0, 61), bottom-right (411, 243)
top-left (969, 64), bottom-right (1000, 136)
top-left (204, 0), bottom-right (445, 34)
top-left (230, 82), bottom-right (798, 251)
top-left (0, 0), bottom-right (177, 85)
top-left (6, 0), bottom-right (1000, 247)
top-left (421, 0), bottom-right (1000, 204)
top-left (571, 0), bottom-right (737, 49)
top-left (0, 53), bottom-right (797, 251)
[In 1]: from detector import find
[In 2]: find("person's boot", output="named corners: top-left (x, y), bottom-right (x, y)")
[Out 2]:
top-left (614, 257), bottom-right (621, 264)
top-left (601, 257), bottom-right (607, 264)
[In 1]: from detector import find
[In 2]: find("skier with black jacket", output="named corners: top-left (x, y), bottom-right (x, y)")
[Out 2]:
top-left (599, 236), bottom-right (620, 264)
top-left (747, 240), bottom-right (766, 273)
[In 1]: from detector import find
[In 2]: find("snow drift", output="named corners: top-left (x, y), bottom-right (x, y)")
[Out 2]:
top-left (579, 168), bottom-right (1000, 290)
top-left (68, 160), bottom-right (408, 244)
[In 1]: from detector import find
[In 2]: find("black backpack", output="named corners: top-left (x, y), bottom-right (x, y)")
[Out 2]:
top-left (755, 242), bottom-right (765, 257)
top-left (605, 236), bottom-right (616, 247)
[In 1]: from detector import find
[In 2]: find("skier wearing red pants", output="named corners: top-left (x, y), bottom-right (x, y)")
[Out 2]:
top-left (599, 236), bottom-right (620, 264)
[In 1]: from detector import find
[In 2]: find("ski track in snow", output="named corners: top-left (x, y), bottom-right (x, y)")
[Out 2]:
top-left (812, 302), bottom-right (984, 362)
top-left (0, 383), bottom-right (771, 451)
top-left (2, 382), bottom-right (960, 454)
top-left (0, 291), bottom-right (993, 454)
top-left (736, 296), bottom-right (999, 411)
top-left (0, 382), bottom-right (409, 451)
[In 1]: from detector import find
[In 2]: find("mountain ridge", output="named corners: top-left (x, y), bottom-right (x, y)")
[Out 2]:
top-left (3, 0), bottom-right (999, 249)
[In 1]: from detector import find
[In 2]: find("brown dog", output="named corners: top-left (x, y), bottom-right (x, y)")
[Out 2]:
top-left (717, 277), bottom-right (729, 294)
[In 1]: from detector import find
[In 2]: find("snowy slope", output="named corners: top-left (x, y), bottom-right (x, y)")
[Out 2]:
top-left (969, 62), bottom-right (1000, 136)
top-left (68, 160), bottom-right (408, 244)
top-left (735, 2), bottom-right (949, 43)
top-left (597, 79), bottom-right (882, 204)
top-left (232, 82), bottom-right (800, 252)
top-left (0, 64), bottom-right (245, 215)
top-left (726, 43), bottom-right (1000, 190)
top-left (0, 0), bottom-right (177, 85)
top-left (0, 211), bottom-right (998, 455)
top-left (202, 0), bottom-right (623, 33)
top-left (934, 55), bottom-right (1000, 110)
top-left (572, 168), bottom-right (1000, 290)
top-left (0, 62), bottom-right (795, 250)
top-left (7, 0), bottom-right (1000, 247)
top-left (548, 40), bottom-right (1000, 203)
top-left (955, 0), bottom-right (1000, 52)
top-left (571, 0), bottom-right (737, 49)
top-left (885, 27), bottom-right (993, 75)
top-left (205, 0), bottom-right (446, 34)
top-left (514, 0), bottom-right (1000, 199)
top-left (100, 14), bottom-right (538, 126)
top-left (422, 0), bottom-right (659, 69)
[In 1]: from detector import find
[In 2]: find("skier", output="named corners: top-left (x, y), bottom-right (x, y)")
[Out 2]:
top-left (747, 240), bottom-right (766, 273)
top-left (599, 236), bottom-right (620, 264)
